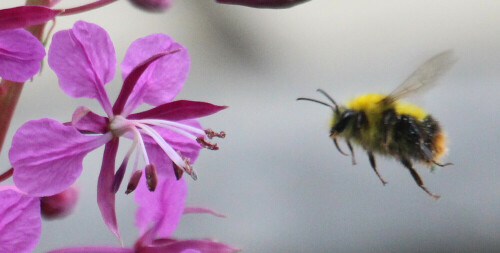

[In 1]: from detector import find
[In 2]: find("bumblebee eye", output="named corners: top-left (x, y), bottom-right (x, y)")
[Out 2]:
top-left (330, 110), bottom-right (356, 137)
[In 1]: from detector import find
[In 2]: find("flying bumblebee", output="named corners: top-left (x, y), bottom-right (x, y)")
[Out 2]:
top-left (298, 51), bottom-right (456, 199)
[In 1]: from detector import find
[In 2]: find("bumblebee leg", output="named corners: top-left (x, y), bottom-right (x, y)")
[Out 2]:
top-left (333, 138), bottom-right (349, 156)
top-left (367, 151), bottom-right (387, 185)
top-left (382, 109), bottom-right (397, 150)
top-left (401, 158), bottom-right (440, 199)
top-left (432, 161), bottom-right (453, 167)
top-left (346, 140), bottom-right (356, 165)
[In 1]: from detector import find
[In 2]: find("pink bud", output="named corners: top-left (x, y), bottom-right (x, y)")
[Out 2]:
top-left (40, 186), bottom-right (79, 219)
top-left (129, 0), bottom-right (172, 12)
top-left (216, 0), bottom-right (309, 8)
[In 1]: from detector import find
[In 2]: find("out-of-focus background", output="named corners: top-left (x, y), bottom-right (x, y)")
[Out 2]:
top-left (1, 0), bottom-right (500, 252)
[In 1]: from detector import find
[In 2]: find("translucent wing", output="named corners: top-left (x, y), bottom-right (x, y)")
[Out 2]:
top-left (382, 50), bottom-right (457, 104)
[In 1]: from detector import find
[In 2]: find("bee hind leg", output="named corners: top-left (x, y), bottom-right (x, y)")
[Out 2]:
top-left (367, 151), bottom-right (387, 185)
top-left (401, 158), bottom-right (440, 199)
top-left (432, 161), bottom-right (453, 167)
top-left (346, 140), bottom-right (356, 165)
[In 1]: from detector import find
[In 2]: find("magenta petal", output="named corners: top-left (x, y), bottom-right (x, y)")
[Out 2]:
top-left (0, 29), bottom-right (45, 82)
top-left (128, 100), bottom-right (227, 121)
top-left (0, 6), bottom-right (60, 30)
top-left (97, 138), bottom-right (121, 240)
top-left (149, 239), bottom-right (240, 253)
top-left (0, 187), bottom-right (41, 253)
top-left (48, 21), bottom-right (114, 113)
top-left (135, 176), bottom-right (187, 238)
top-left (113, 49), bottom-right (182, 115)
top-left (120, 34), bottom-right (189, 111)
top-left (9, 118), bottom-right (111, 197)
top-left (47, 246), bottom-right (133, 253)
top-left (72, 106), bottom-right (108, 133)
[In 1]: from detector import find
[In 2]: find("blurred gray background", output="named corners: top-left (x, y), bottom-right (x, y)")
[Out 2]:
top-left (1, 0), bottom-right (500, 252)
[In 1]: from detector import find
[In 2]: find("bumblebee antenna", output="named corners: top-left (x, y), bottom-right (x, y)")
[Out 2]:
top-left (297, 97), bottom-right (337, 112)
top-left (316, 89), bottom-right (340, 114)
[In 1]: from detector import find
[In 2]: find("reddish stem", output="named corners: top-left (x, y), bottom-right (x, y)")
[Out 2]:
top-left (0, 168), bottom-right (13, 183)
top-left (0, 0), bottom-right (50, 155)
top-left (59, 0), bottom-right (117, 16)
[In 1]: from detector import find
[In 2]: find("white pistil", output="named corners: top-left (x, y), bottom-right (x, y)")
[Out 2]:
top-left (135, 119), bottom-right (206, 136)
top-left (131, 127), bottom-right (150, 165)
top-left (135, 123), bottom-right (187, 171)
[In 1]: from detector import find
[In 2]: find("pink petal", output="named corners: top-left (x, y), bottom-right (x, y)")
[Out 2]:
top-left (0, 29), bottom-right (45, 82)
top-left (127, 100), bottom-right (228, 121)
top-left (113, 49), bottom-right (183, 116)
top-left (0, 187), bottom-right (41, 253)
top-left (135, 176), bottom-right (187, 238)
top-left (48, 20), bottom-right (114, 114)
top-left (120, 34), bottom-right (189, 112)
top-left (9, 118), bottom-right (112, 197)
top-left (148, 239), bottom-right (240, 253)
top-left (47, 246), bottom-right (133, 253)
top-left (72, 106), bottom-right (108, 133)
top-left (97, 139), bottom-right (121, 240)
top-left (0, 6), bottom-right (60, 30)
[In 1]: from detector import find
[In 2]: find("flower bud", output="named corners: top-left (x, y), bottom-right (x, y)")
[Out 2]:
top-left (129, 0), bottom-right (172, 12)
top-left (40, 186), bottom-right (79, 219)
top-left (216, 0), bottom-right (309, 8)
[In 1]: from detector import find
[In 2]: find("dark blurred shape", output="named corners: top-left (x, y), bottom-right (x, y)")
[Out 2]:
top-left (40, 186), bottom-right (79, 219)
top-left (216, 0), bottom-right (309, 9)
top-left (129, 0), bottom-right (172, 12)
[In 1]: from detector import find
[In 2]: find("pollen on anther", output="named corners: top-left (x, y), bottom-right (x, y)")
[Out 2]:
top-left (145, 164), bottom-right (158, 192)
top-left (196, 137), bottom-right (219, 150)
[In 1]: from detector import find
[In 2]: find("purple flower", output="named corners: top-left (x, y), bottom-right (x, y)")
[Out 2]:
top-left (0, 29), bottom-right (45, 82)
top-left (0, 186), bottom-right (41, 253)
top-left (0, 6), bottom-right (61, 82)
top-left (9, 20), bottom-right (226, 239)
top-left (46, 176), bottom-right (239, 253)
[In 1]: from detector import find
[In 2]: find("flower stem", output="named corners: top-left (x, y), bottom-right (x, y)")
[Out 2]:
top-left (0, 0), bottom-right (51, 154)
top-left (59, 0), bottom-right (117, 16)
top-left (0, 168), bottom-right (13, 183)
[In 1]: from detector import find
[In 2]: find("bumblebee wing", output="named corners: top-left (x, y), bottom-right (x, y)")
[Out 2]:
top-left (382, 50), bottom-right (457, 104)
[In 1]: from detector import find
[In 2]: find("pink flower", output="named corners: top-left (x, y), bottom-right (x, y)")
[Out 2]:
top-left (46, 176), bottom-right (239, 253)
top-left (0, 186), bottom-right (41, 253)
top-left (0, 6), bottom-right (60, 82)
top-left (9, 21), bottom-right (226, 239)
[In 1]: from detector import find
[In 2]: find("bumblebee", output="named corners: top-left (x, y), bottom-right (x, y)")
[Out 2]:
top-left (298, 51), bottom-right (456, 199)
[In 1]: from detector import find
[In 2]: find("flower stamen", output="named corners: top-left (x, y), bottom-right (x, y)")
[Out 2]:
top-left (196, 137), bottom-right (219, 150)
top-left (205, 129), bottom-right (226, 139)
top-left (125, 170), bottom-right (143, 194)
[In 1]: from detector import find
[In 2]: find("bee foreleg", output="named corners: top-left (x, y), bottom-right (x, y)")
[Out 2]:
top-left (367, 151), bottom-right (387, 185)
top-left (333, 138), bottom-right (349, 156)
top-left (401, 158), bottom-right (440, 199)
top-left (346, 140), bottom-right (356, 165)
